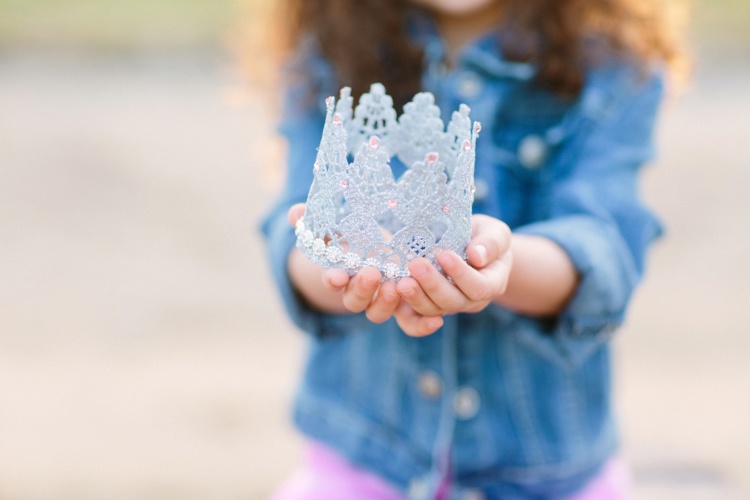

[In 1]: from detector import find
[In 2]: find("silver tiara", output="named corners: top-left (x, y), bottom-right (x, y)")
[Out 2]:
top-left (295, 83), bottom-right (481, 281)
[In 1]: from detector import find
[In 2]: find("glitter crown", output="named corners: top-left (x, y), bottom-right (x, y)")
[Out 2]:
top-left (295, 83), bottom-right (481, 281)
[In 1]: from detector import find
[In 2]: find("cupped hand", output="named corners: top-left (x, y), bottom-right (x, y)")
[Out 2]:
top-left (394, 214), bottom-right (513, 335)
top-left (287, 203), bottom-right (401, 321)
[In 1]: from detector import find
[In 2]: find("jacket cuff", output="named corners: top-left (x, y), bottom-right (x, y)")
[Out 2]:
top-left (514, 215), bottom-right (638, 362)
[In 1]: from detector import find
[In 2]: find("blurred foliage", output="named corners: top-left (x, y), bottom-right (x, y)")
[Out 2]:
top-left (0, 0), bottom-right (747, 51)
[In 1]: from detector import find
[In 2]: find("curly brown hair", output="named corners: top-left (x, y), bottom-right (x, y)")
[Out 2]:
top-left (273, 0), bottom-right (687, 106)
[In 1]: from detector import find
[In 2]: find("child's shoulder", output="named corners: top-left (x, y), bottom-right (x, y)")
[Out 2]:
top-left (580, 55), bottom-right (665, 123)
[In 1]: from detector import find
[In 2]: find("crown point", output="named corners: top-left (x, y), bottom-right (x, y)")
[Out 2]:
top-left (370, 83), bottom-right (386, 102)
top-left (460, 104), bottom-right (471, 116)
top-left (313, 161), bottom-right (321, 172)
top-left (463, 139), bottom-right (472, 151)
top-left (388, 199), bottom-right (398, 209)
top-left (474, 122), bottom-right (482, 134)
top-left (340, 87), bottom-right (351, 97)
top-left (325, 96), bottom-right (333, 106)
top-left (442, 204), bottom-right (451, 213)
top-left (332, 113), bottom-right (343, 125)
top-left (369, 136), bottom-right (381, 149)
top-left (340, 179), bottom-right (349, 189)
top-left (471, 184), bottom-right (477, 194)
top-left (426, 152), bottom-right (439, 164)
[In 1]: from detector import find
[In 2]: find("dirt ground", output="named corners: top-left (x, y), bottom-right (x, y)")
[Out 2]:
top-left (0, 50), bottom-right (748, 499)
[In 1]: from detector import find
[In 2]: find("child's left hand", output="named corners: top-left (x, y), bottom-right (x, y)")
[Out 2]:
top-left (392, 215), bottom-right (513, 336)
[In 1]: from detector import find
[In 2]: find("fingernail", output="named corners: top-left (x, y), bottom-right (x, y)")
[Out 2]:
top-left (475, 245), bottom-right (487, 266)
top-left (400, 286), bottom-right (416, 298)
top-left (428, 318), bottom-right (443, 331)
top-left (439, 251), bottom-right (456, 267)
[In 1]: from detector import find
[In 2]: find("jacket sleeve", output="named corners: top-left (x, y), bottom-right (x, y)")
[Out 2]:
top-left (512, 66), bottom-right (665, 361)
top-left (259, 56), bottom-right (372, 337)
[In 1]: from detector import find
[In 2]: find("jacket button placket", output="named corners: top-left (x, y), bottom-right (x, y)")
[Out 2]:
top-left (417, 370), bottom-right (443, 400)
top-left (518, 134), bottom-right (548, 170)
top-left (453, 386), bottom-right (481, 420)
top-left (456, 71), bottom-right (483, 100)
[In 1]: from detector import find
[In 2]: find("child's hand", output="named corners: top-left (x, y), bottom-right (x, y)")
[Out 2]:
top-left (394, 215), bottom-right (513, 336)
top-left (287, 203), bottom-right (400, 320)
top-left (320, 265), bottom-right (401, 321)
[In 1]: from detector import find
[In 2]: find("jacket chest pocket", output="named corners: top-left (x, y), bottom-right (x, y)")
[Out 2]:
top-left (484, 89), bottom-right (577, 227)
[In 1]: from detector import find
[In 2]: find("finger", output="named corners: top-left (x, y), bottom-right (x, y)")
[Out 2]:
top-left (486, 249), bottom-right (513, 295)
top-left (467, 216), bottom-right (511, 269)
top-left (287, 203), bottom-right (307, 226)
top-left (396, 274), bottom-right (443, 317)
top-left (322, 268), bottom-right (350, 292)
top-left (365, 280), bottom-right (400, 324)
top-left (405, 257), bottom-right (465, 312)
top-left (394, 301), bottom-right (444, 337)
top-left (437, 251), bottom-right (496, 303)
top-left (342, 266), bottom-right (382, 313)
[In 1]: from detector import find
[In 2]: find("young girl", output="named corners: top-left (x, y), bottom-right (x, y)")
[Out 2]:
top-left (261, 0), bottom-right (685, 497)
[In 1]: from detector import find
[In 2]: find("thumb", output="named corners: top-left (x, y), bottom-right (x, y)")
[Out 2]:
top-left (467, 216), bottom-right (511, 269)
top-left (287, 203), bottom-right (307, 227)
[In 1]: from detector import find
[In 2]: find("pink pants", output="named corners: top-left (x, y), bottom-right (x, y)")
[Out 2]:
top-left (272, 442), bottom-right (631, 500)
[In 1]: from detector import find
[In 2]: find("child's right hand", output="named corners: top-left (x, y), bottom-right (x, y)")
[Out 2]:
top-left (287, 203), bottom-right (401, 322)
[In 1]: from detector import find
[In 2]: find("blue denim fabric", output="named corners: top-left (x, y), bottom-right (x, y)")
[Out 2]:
top-left (261, 19), bottom-right (663, 500)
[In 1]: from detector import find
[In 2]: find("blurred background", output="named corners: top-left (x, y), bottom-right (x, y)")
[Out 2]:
top-left (0, 0), bottom-right (748, 498)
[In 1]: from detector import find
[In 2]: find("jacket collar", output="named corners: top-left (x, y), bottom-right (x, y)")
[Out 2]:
top-left (408, 9), bottom-right (536, 81)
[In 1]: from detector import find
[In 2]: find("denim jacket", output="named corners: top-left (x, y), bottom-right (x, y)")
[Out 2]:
top-left (261, 18), bottom-right (663, 500)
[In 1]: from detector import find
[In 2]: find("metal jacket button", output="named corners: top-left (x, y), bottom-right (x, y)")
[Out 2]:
top-left (453, 386), bottom-right (481, 419)
top-left (518, 134), bottom-right (548, 169)
top-left (417, 371), bottom-right (443, 400)
top-left (456, 72), bottom-right (483, 100)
